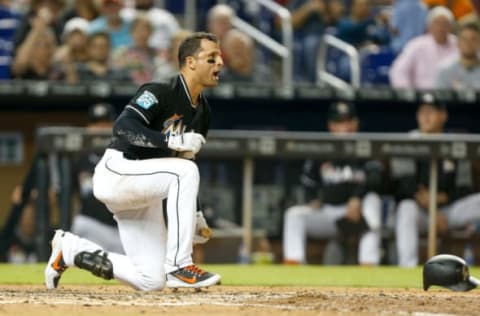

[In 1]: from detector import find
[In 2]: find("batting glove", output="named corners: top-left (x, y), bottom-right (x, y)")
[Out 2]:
top-left (168, 132), bottom-right (206, 154)
top-left (193, 211), bottom-right (212, 245)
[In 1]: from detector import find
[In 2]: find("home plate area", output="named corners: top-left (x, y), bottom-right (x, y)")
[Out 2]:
top-left (0, 285), bottom-right (477, 316)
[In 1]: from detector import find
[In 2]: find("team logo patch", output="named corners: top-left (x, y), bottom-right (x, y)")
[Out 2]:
top-left (135, 90), bottom-right (158, 109)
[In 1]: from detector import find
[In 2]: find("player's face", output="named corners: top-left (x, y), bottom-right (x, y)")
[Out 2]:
top-left (328, 118), bottom-right (359, 134)
top-left (417, 105), bottom-right (447, 134)
top-left (193, 39), bottom-right (224, 87)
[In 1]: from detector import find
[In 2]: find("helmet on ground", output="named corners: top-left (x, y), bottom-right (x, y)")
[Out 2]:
top-left (423, 254), bottom-right (479, 292)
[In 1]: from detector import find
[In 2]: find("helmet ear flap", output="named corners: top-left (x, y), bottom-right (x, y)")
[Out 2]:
top-left (423, 254), bottom-right (478, 292)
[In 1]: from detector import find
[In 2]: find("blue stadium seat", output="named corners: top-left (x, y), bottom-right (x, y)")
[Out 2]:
top-left (360, 46), bottom-right (396, 86)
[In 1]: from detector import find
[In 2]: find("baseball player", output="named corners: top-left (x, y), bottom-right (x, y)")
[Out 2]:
top-left (393, 93), bottom-right (475, 267)
top-left (45, 32), bottom-right (223, 291)
top-left (283, 102), bottom-right (384, 265)
top-left (70, 103), bottom-right (124, 254)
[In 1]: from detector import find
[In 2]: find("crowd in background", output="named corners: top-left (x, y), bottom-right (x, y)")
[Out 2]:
top-left (0, 0), bottom-right (479, 87)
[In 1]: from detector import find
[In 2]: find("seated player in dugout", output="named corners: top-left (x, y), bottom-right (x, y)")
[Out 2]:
top-left (391, 93), bottom-right (477, 267)
top-left (70, 103), bottom-right (124, 254)
top-left (283, 101), bottom-right (385, 265)
top-left (0, 103), bottom-right (122, 262)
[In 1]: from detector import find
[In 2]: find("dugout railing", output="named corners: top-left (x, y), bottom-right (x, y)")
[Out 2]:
top-left (34, 127), bottom-right (480, 262)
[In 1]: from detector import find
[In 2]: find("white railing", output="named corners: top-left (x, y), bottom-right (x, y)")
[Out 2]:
top-left (317, 34), bottom-right (361, 90)
top-left (184, 0), bottom-right (293, 90)
top-left (184, 0), bottom-right (197, 33)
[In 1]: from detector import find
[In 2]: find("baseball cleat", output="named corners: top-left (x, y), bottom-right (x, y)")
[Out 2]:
top-left (166, 265), bottom-right (221, 289)
top-left (45, 230), bottom-right (68, 289)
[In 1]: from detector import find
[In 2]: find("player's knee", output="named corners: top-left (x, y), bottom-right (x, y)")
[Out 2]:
top-left (179, 160), bottom-right (200, 182)
top-left (397, 199), bottom-right (418, 220)
top-left (362, 192), bottom-right (382, 230)
top-left (362, 192), bottom-right (381, 209)
top-left (285, 205), bottom-right (309, 218)
top-left (135, 274), bottom-right (165, 291)
top-left (284, 206), bottom-right (299, 221)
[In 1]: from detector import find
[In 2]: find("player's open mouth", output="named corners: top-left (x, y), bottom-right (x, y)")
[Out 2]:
top-left (213, 71), bottom-right (220, 80)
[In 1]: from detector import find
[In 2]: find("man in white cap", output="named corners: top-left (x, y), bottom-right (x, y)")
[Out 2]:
top-left (53, 17), bottom-right (89, 66)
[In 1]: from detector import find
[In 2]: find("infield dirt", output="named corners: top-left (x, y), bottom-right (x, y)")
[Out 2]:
top-left (0, 285), bottom-right (477, 315)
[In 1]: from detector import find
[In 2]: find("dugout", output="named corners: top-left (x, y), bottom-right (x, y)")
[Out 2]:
top-left (1, 81), bottom-right (480, 263)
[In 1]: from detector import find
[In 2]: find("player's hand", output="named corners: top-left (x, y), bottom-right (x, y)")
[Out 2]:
top-left (178, 151), bottom-right (196, 160)
top-left (415, 185), bottom-right (430, 209)
top-left (309, 199), bottom-right (322, 209)
top-left (168, 132), bottom-right (206, 154)
top-left (345, 197), bottom-right (362, 222)
top-left (193, 211), bottom-right (212, 244)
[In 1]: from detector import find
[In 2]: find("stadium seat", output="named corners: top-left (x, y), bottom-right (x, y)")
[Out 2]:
top-left (360, 46), bottom-right (396, 86)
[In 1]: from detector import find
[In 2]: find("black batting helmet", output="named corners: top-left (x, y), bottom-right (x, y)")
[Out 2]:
top-left (423, 254), bottom-right (479, 292)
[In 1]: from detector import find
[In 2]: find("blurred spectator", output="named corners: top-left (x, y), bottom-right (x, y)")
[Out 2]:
top-left (153, 29), bottom-right (191, 83)
top-left (70, 103), bottom-right (123, 254)
top-left (13, 0), bottom-right (65, 49)
top-left (220, 29), bottom-right (272, 84)
top-left (389, 6), bottom-right (457, 89)
top-left (325, 0), bottom-right (346, 27)
top-left (58, 0), bottom-right (100, 26)
top-left (52, 17), bottom-right (89, 71)
top-left (390, 0), bottom-right (428, 53)
top-left (121, 0), bottom-right (179, 50)
top-left (392, 92), bottom-right (475, 267)
top-left (423, 0), bottom-right (474, 21)
top-left (435, 22), bottom-right (480, 90)
top-left (112, 14), bottom-right (156, 85)
top-left (283, 102), bottom-right (384, 265)
top-left (88, 0), bottom-right (132, 50)
top-left (207, 4), bottom-right (235, 44)
top-left (0, 0), bottom-right (20, 79)
top-left (287, 0), bottom-right (327, 82)
top-left (336, 0), bottom-right (390, 48)
top-left (11, 27), bottom-right (57, 79)
top-left (66, 32), bottom-right (128, 83)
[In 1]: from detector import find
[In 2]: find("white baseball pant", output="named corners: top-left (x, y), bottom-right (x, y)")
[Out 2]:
top-left (71, 214), bottom-right (124, 254)
top-left (396, 193), bottom-right (480, 267)
top-left (59, 148), bottom-right (199, 290)
top-left (283, 192), bottom-right (382, 265)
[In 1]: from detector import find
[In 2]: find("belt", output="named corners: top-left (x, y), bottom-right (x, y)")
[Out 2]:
top-left (123, 152), bottom-right (139, 160)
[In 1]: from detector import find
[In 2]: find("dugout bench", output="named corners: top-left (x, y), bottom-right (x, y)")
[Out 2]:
top-left (35, 127), bottom-right (480, 263)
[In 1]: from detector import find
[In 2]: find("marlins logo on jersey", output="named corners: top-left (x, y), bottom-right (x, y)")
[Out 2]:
top-left (135, 90), bottom-right (158, 109)
top-left (162, 113), bottom-right (185, 139)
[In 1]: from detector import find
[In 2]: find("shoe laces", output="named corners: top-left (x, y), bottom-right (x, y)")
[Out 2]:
top-left (184, 265), bottom-right (205, 276)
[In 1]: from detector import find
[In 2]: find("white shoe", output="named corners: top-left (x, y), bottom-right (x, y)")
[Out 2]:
top-left (166, 265), bottom-right (221, 288)
top-left (45, 230), bottom-right (68, 289)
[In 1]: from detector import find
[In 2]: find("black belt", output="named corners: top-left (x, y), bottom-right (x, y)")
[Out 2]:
top-left (123, 152), bottom-right (139, 160)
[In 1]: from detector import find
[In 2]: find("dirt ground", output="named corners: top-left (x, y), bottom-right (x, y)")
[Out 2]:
top-left (0, 285), bottom-right (478, 316)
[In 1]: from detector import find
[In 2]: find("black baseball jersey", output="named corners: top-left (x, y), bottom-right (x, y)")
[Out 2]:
top-left (73, 152), bottom-right (116, 226)
top-left (301, 159), bottom-right (384, 205)
top-left (109, 75), bottom-right (211, 160)
top-left (391, 158), bottom-right (473, 205)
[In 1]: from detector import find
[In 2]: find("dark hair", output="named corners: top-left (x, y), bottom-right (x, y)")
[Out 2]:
top-left (459, 22), bottom-right (480, 34)
top-left (178, 32), bottom-right (218, 68)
